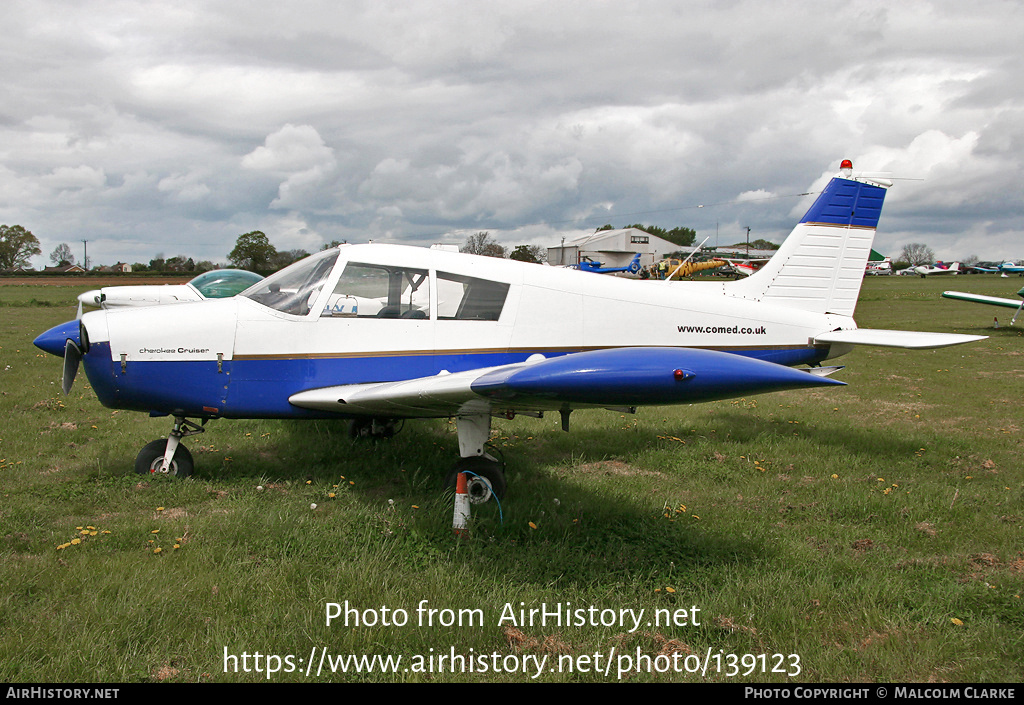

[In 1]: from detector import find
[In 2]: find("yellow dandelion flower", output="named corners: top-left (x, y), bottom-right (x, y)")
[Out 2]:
top-left (951, 618), bottom-right (963, 626)
top-left (411, 505), bottom-right (420, 509)
top-left (654, 588), bottom-right (661, 593)
top-left (831, 474), bottom-right (839, 479)
top-left (70, 538), bottom-right (81, 545)
top-left (153, 547), bottom-right (162, 554)
top-left (76, 526), bottom-right (83, 530)
top-left (666, 587), bottom-right (676, 593)
top-left (528, 522), bottom-right (537, 529)
top-left (156, 507), bottom-right (164, 511)
top-left (87, 525), bottom-right (95, 530)
top-left (173, 544), bottom-right (181, 549)
top-left (151, 529), bottom-right (160, 534)
top-left (306, 480), bottom-right (312, 485)
top-left (328, 492), bottom-right (336, 498)
top-left (88, 531), bottom-right (97, 536)
top-left (349, 481), bottom-right (354, 485)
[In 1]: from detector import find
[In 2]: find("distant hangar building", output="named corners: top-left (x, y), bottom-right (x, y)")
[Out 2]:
top-left (547, 228), bottom-right (684, 268)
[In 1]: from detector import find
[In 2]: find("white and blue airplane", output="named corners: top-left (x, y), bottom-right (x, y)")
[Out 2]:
top-left (34, 161), bottom-right (985, 503)
top-left (572, 253), bottom-right (643, 275)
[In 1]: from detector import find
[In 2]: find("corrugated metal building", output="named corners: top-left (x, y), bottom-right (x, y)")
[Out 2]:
top-left (547, 228), bottom-right (684, 268)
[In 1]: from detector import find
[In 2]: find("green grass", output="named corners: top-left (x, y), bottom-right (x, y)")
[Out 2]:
top-left (1, 275), bottom-right (1022, 682)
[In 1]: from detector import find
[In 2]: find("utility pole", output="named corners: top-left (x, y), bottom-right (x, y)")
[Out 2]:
top-left (82, 240), bottom-right (88, 271)
top-left (745, 227), bottom-right (751, 259)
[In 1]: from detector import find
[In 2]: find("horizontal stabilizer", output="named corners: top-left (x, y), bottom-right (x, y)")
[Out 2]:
top-left (806, 365), bottom-right (844, 377)
top-left (814, 329), bottom-right (986, 349)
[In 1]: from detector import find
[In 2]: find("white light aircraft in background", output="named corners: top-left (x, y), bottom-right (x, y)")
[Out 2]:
top-left (715, 257), bottom-right (768, 278)
top-left (914, 262), bottom-right (961, 277)
top-left (35, 160), bottom-right (985, 503)
top-left (75, 269), bottom-right (263, 317)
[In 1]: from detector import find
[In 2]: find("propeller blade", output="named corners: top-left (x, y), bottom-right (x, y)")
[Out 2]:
top-left (62, 339), bottom-right (82, 395)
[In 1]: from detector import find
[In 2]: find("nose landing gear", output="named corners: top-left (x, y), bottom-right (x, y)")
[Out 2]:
top-left (134, 417), bottom-right (206, 478)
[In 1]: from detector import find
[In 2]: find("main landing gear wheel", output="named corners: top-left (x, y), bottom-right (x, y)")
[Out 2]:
top-left (135, 439), bottom-right (194, 478)
top-left (444, 456), bottom-right (507, 504)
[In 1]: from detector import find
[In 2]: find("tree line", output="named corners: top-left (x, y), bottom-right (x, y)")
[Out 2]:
top-left (0, 225), bottom-right (309, 275)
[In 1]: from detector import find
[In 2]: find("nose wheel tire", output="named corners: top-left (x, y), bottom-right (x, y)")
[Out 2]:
top-left (135, 439), bottom-right (194, 478)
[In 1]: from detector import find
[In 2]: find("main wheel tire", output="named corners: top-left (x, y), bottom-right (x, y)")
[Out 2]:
top-left (135, 439), bottom-right (194, 478)
top-left (444, 456), bottom-right (507, 504)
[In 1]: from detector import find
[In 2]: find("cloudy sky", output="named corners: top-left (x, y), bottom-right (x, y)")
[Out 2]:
top-left (2, 0), bottom-right (1022, 268)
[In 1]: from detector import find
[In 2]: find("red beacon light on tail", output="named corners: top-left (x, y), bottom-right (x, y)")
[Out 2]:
top-left (840, 159), bottom-right (853, 177)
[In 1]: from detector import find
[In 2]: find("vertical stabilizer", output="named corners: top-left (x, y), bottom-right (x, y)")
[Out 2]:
top-left (729, 168), bottom-right (889, 317)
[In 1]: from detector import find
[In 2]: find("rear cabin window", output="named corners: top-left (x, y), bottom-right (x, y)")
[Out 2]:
top-left (437, 272), bottom-right (509, 321)
top-left (324, 262), bottom-right (429, 318)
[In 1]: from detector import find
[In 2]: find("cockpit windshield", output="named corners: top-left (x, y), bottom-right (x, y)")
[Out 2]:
top-left (240, 249), bottom-right (341, 315)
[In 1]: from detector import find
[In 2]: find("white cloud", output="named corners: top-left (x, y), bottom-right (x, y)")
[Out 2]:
top-left (242, 124), bottom-right (338, 210)
top-left (41, 165), bottom-right (106, 191)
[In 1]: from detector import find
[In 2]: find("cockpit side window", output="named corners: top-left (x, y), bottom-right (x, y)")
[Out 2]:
top-left (323, 262), bottom-right (429, 318)
top-left (241, 250), bottom-right (340, 316)
top-left (436, 272), bottom-right (509, 321)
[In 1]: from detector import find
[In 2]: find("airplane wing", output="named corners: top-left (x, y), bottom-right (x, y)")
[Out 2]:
top-left (288, 346), bottom-right (845, 418)
top-left (813, 329), bottom-right (986, 349)
top-left (942, 291), bottom-right (1024, 310)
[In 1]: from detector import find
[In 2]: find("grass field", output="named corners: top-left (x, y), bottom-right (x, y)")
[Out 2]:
top-left (1, 275), bottom-right (1021, 683)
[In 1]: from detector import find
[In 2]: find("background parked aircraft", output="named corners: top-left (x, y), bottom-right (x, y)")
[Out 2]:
top-left (942, 286), bottom-right (1024, 325)
top-left (76, 269), bottom-right (263, 317)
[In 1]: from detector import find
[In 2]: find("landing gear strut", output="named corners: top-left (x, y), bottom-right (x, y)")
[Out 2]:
top-left (134, 416), bottom-right (205, 478)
